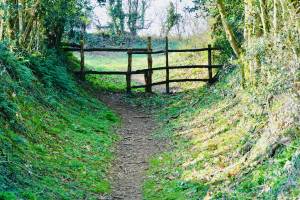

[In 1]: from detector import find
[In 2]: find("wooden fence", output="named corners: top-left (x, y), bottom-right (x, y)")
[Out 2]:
top-left (63, 37), bottom-right (222, 93)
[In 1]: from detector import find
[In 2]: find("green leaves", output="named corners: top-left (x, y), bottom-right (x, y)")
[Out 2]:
top-left (166, 2), bottom-right (182, 35)
top-left (0, 192), bottom-right (17, 200)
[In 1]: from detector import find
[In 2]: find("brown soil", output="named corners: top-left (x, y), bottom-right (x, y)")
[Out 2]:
top-left (98, 92), bottom-right (166, 200)
top-left (131, 74), bottom-right (181, 93)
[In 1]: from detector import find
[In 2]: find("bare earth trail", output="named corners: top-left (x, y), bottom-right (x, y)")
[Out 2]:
top-left (98, 92), bottom-right (166, 200)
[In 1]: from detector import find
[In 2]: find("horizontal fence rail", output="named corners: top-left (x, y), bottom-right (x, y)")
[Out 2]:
top-left (131, 79), bottom-right (211, 89)
top-left (131, 48), bottom-right (221, 55)
top-left (133, 65), bottom-right (223, 74)
top-left (74, 64), bottom-right (223, 76)
top-left (132, 50), bottom-right (165, 55)
top-left (74, 71), bottom-right (128, 75)
top-left (63, 37), bottom-right (223, 94)
top-left (61, 43), bottom-right (81, 48)
top-left (63, 47), bottom-right (148, 52)
top-left (168, 47), bottom-right (221, 53)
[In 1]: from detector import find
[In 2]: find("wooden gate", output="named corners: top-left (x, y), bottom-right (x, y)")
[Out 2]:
top-left (63, 37), bottom-right (223, 93)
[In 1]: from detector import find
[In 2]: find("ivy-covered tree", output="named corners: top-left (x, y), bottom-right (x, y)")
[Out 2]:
top-left (99, 0), bottom-right (150, 37)
top-left (166, 2), bottom-right (182, 35)
top-left (107, 0), bottom-right (125, 35)
top-left (127, 0), bottom-right (149, 37)
top-left (191, 0), bottom-right (244, 59)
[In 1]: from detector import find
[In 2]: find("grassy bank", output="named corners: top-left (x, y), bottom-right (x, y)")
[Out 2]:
top-left (0, 46), bottom-right (119, 199)
top-left (125, 66), bottom-right (299, 199)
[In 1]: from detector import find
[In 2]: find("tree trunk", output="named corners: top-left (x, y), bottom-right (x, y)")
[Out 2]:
top-left (273, 0), bottom-right (278, 35)
top-left (128, 0), bottom-right (138, 37)
top-left (0, 0), bottom-right (5, 40)
top-left (216, 0), bottom-right (241, 58)
top-left (18, 0), bottom-right (24, 44)
top-left (259, 0), bottom-right (269, 36)
top-left (7, 0), bottom-right (17, 40)
top-left (244, 0), bottom-right (255, 45)
top-left (243, 0), bottom-right (254, 84)
top-left (21, 15), bottom-right (34, 46)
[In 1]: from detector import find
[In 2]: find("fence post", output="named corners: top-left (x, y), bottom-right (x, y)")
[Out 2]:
top-left (208, 44), bottom-right (213, 84)
top-left (146, 37), bottom-right (153, 93)
top-left (80, 39), bottom-right (85, 80)
top-left (165, 37), bottom-right (170, 93)
top-left (80, 23), bottom-right (86, 81)
top-left (127, 49), bottom-right (133, 93)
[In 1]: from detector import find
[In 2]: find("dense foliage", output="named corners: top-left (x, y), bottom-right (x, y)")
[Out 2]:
top-left (97, 0), bottom-right (150, 37)
top-left (166, 2), bottom-right (182, 35)
top-left (0, 0), bottom-right (93, 50)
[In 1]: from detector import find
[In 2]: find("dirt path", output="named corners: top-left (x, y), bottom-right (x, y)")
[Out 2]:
top-left (98, 93), bottom-right (165, 200)
top-left (131, 74), bottom-right (166, 93)
top-left (131, 74), bottom-right (181, 93)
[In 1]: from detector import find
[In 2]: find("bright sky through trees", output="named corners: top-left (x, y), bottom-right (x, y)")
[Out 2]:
top-left (91, 0), bottom-right (208, 36)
